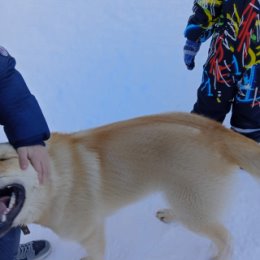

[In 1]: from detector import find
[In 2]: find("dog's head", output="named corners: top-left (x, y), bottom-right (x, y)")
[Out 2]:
top-left (0, 143), bottom-right (47, 237)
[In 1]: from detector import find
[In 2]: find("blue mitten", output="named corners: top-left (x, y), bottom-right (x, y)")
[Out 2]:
top-left (183, 39), bottom-right (201, 70)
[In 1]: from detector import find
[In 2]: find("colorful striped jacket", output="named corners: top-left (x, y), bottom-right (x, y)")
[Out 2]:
top-left (184, 0), bottom-right (260, 69)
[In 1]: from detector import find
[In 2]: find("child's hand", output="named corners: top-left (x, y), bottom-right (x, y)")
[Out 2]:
top-left (183, 39), bottom-right (201, 70)
top-left (17, 145), bottom-right (50, 184)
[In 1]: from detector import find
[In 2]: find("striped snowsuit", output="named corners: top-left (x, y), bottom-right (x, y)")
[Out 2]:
top-left (185, 0), bottom-right (260, 141)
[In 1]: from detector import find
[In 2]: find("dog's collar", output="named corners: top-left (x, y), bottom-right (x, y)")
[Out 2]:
top-left (20, 225), bottom-right (30, 235)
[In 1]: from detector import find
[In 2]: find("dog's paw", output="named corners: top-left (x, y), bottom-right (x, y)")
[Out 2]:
top-left (156, 209), bottom-right (175, 223)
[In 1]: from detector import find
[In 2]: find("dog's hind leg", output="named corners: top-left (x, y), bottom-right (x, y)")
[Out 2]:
top-left (156, 209), bottom-right (232, 260)
top-left (163, 180), bottom-right (233, 260)
top-left (196, 223), bottom-right (232, 260)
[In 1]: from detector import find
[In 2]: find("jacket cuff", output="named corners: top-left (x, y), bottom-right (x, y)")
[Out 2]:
top-left (13, 141), bottom-right (46, 149)
top-left (9, 134), bottom-right (49, 149)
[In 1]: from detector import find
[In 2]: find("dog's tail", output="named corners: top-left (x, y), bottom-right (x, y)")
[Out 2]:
top-left (223, 130), bottom-right (260, 179)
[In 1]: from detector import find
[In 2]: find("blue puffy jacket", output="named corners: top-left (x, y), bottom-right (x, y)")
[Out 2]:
top-left (0, 47), bottom-right (50, 148)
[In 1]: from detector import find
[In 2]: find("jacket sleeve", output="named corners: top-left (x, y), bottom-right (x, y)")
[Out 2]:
top-left (0, 48), bottom-right (50, 148)
top-left (184, 0), bottom-right (223, 42)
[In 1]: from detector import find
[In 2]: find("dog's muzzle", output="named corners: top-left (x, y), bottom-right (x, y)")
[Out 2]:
top-left (0, 184), bottom-right (25, 237)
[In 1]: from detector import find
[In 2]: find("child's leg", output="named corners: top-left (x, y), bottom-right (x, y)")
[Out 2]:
top-left (0, 227), bottom-right (21, 260)
top-left (231, 64), bottom-right (260, 142)
top-left (192, 63), bottom-right (236, 123)
top-left (192, 32), bottom-right (238, 122)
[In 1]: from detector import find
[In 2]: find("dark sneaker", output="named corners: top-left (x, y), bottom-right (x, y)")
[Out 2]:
top-left (16, 240), bottom-right (51, 260)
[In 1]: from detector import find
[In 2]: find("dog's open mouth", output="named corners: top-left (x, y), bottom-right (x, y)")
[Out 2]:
top-left (0, 184), bottom-right (25, 237)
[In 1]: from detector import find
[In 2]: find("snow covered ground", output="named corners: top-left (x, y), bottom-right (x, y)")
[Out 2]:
top-left (1, 1), bottom-right (260, 259)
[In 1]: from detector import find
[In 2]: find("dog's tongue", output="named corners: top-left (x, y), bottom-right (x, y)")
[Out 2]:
top-left (0, 197), bottom-right (9, 215)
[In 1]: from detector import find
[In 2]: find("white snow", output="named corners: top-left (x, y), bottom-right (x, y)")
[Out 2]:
top-left (1, 1), bottom-right (260, 259)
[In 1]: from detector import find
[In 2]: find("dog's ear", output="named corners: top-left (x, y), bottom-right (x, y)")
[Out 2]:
top-left (0, 143), bottom-right (18, 160)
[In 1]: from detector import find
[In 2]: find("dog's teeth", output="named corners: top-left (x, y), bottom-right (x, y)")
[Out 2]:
top-left (8, 192), bottom-right (16, 209)
top-left (0, 193), bottom-right (16, 223)
top-left (1, 214), bottom-right (6, 223)
top-left (3, 208), bottom-right (10, 215)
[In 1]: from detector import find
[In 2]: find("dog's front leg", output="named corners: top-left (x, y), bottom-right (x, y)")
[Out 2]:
top-left (80, 222), bottom-right (106, 260)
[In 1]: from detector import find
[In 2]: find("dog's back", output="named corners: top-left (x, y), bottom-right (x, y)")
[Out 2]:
top-left (70, 112), bottom-right (260, 260)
